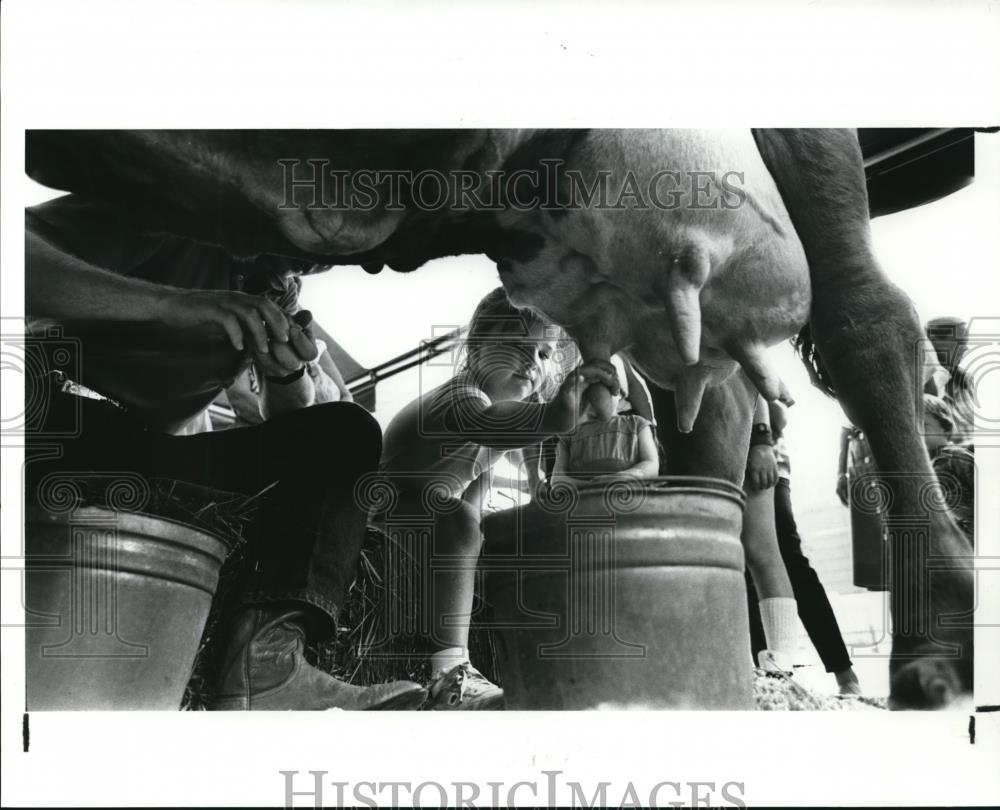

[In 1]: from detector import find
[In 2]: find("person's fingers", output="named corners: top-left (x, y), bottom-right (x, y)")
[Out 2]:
top-left (288, 325), bottom-right (319, 362)
top-left (577, 362), bottom-right (621, 394)
top-left (585, 367), bottom-right (620, 394)
top-left (217, 310), bottom-right (245, 352)
top-left (255, 339), bottom-right (300, 374)
top-left (230, 303), bottom-right (272, 355)
top-left (256, 298), bottom-right (291, 343)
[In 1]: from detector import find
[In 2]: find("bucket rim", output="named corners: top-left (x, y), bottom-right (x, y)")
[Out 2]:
top-left (543, 475), bottom-right (746, 509)
top-left (25, 505), bottom-right (231, 554)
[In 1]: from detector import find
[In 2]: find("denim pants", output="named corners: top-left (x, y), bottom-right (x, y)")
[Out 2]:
top-left (26, 392), bottom-right (381, 639)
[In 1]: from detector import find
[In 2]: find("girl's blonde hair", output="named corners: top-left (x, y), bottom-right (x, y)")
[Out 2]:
top-left (462, 287), bottom-right (574, 401)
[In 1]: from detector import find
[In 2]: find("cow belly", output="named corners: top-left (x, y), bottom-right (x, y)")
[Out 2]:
top-left (497, 129), bottom-right (811, 428)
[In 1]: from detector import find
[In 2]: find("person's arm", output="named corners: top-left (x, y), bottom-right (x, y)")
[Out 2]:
top-left (305, 356), bottom-right (343, 404)
top-left (257, 316), bottom-right (322, 418)
top-left (442, 361), bottom-right (619, 451)
top-left (836, 426), bottom-right (852, 506)
top-left (768, 399), bottom-right (788, 438)
top-left (621, 424), bottom-right (660, 478)
top-left (26, 227), bottom-right (292, 354)
top-left (309, 320), bottom-right (354, 402)
top-left (746, 394), bottom-right (778, 491)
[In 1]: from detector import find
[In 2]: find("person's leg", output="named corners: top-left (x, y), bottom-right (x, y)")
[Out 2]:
top-left (742, 485), bottom-right (798, 671)
top-left (381, 485), bottom-right (502, 709)
top-left (29, 396), bottom-right (426, 709)
top-left (774, 479), bottom-right (860, 693)
top-left (138, 402), bottom-right (379, 632)
top-left (189, 404), bottom-right (424, 709)
top-left (744, 572), bottom-right (767, 663)
top-left (743, 487), bottom-right (793, 599)
top-left (425, 497), bottom-right (504, 709)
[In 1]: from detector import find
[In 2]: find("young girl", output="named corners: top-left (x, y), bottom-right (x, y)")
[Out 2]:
top-left (550, 355), bottom-right (660, 483)
top-left (380, 288), bottom-right (616, 709)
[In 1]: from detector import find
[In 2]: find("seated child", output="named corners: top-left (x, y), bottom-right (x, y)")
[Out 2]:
top-left (550, 355), bottom-right (659, 483)
top-left (380, 287), bottom-right (617, 709)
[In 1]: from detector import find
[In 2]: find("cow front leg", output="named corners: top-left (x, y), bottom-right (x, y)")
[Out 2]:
top-left (753, 128), bottom-right (974, 708)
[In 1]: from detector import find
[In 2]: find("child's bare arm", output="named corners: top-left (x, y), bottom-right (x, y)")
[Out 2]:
top-left (444, 361), bottom-right (618, 450)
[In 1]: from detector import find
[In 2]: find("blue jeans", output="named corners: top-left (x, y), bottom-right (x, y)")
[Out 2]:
top-left (26, 392), bottom-right (381, 639)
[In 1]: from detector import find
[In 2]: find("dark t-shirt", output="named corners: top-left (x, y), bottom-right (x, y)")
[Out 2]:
top-left (27, 195), bottom-right (309, 431)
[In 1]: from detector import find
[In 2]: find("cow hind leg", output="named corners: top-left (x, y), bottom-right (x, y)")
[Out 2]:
top-left (753, 129), bottom-right (974, 708)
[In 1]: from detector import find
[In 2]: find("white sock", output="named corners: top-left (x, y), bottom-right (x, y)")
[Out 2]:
top-left (430, 647), bottom-right (469, 677)
top-left (759, 597), bottom-right (798, 661)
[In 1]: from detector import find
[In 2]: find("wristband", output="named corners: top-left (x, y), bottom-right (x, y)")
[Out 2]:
top-left (264, 365), bottom-right (307, 385)
top-left (749, 422), bottom-right (774, 448)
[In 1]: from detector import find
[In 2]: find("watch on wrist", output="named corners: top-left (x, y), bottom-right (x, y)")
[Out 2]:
top-left (749, 422), bottom-right (774, 447)
top-left (264, 365), bottom-right (307, 385)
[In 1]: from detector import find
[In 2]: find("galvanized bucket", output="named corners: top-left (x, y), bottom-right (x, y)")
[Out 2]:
top-left (25, 507), bottom-right (228, 710)
top-left (482, 477), bottom-right (753, 710)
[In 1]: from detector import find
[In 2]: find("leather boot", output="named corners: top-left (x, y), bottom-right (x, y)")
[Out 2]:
top-left (206, 607), bottom-right (427, 710)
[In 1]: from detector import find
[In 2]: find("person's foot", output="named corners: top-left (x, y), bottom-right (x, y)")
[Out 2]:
top-left (207, 607), bottom-right (427, 710)
top-left (426, 662), bottom-right (504, 710)
top-left (757, 649), bottom-right (793, 675)
top-left (835, 667), bottom-right (863, 696)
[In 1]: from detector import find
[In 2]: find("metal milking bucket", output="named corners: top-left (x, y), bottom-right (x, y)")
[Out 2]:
top-left (482, 477), bottom-right (754, 709)
top-left (25, 507), bottom-right (228, 710)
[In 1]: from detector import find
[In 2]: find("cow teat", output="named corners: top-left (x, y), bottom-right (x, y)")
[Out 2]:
top-left (658, 243), bottom-right (711, 367)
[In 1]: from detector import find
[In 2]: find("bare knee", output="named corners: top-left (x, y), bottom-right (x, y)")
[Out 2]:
top-left (433, 500), bottom-right (483, 557)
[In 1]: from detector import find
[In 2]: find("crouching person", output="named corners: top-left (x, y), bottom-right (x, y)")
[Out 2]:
top-left (25, 197), bottom-right (426, 710)
top-left (379, 288), bottom-right (617, 709)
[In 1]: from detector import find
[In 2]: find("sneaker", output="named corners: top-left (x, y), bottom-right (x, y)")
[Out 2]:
top-left (426, 662), bottom-right (504, 710)
top-left (757, 649), bottom-right (793, 675)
